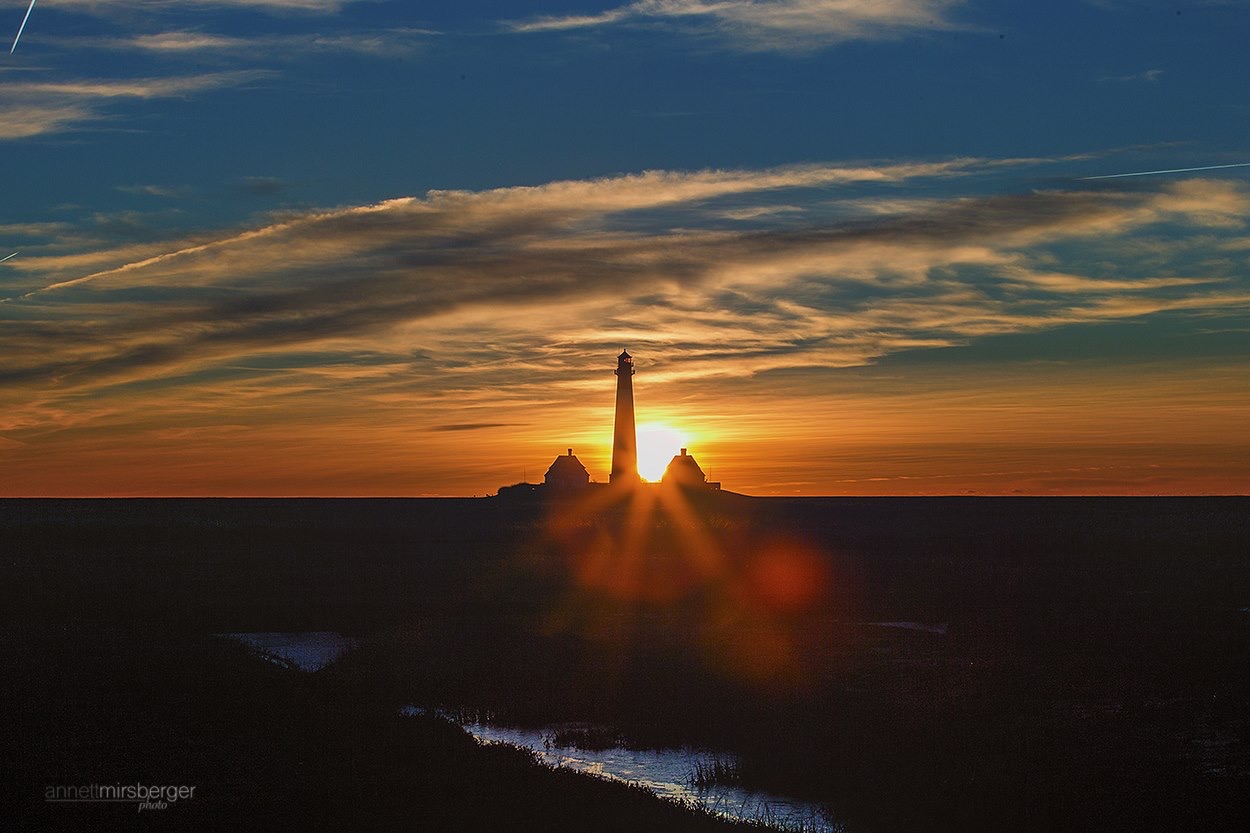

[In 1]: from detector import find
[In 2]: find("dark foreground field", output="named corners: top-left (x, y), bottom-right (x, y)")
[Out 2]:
top-left (2, 495), bottom-right (1248, 832)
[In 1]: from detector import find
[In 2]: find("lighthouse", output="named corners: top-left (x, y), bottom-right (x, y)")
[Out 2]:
top-left (610, 349), bottom-right (639, 483)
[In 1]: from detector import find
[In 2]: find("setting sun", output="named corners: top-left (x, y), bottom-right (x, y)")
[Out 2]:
top-left (636, 423), bottom-right (689, 482)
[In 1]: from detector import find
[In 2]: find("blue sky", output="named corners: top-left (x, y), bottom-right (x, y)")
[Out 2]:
top-left (2, 0), bottom-right (1248, 495)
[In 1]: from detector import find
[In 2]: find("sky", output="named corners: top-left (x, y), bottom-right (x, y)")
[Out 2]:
top-left (1, 0), bottom-right (1248, 496)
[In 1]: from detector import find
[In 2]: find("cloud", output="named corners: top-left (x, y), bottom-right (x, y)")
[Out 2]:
top-left (718, 205), bottom-right (804, 221)
top-left (240, 176), bottom-right (292, 196)
top-left (1099, 68), bottom-right (1164, 83)
top-left (127, 32), bottom-right (249, 51)
top-left (0, 71), bottom-right (272, 139)
top-left (116, 184), bottom-right (191, 198)
top-left (0, 104), bottom-right (96, 140)
top-left (66, 27), bottom-right (437, 58)
top-left (9, 73), bottom-right (271, 99)
top-left (44, 1), bottom-right (362, 15)
top-left (506, 0), bottom-right (969, 51)
top-left (2, 160), bottom-right (1246, 400)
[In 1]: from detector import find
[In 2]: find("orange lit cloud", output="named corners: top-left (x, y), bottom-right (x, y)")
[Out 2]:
top-left (0, 72), bottom-right (274, 139)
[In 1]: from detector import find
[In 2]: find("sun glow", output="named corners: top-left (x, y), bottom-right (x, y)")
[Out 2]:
top-left (636, 422), bottom-right (689, 482)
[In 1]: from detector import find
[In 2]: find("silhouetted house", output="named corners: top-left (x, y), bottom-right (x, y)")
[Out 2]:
top-left (545, 448), bottom-right (590, 491)
top-left (662, 448), bottom-right (719, 490)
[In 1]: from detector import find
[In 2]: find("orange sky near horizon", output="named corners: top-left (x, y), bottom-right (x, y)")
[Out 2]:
top-left (4, 350), bottom-right (1246, 497)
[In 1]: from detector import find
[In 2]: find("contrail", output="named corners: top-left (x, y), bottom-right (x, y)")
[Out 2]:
top-left (10, 0), bottom-right (36, 55)
top-left (1080, 162), bottom-right (1250, 180)
top-left (0, 251), bottom-right (18, 263)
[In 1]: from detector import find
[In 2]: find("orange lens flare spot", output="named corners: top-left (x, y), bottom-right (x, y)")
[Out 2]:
top-left (745, 541), bottom-right (829, 612)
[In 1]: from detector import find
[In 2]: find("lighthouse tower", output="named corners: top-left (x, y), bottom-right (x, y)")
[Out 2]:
top-left (610, 349), bottom-right (639, 484)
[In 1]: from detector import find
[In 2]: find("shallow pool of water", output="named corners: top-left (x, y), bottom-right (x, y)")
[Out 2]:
top-left (218, 632), bottom-right (360, 671)
top-left (403, 708), bottom-right (841, 832)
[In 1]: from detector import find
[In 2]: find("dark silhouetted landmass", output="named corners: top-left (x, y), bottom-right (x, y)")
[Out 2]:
top-left (3, 496), bottom-right (1249, 831)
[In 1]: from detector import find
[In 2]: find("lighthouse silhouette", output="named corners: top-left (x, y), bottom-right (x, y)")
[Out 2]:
top-left (610, 349), bottom-right (639, 484)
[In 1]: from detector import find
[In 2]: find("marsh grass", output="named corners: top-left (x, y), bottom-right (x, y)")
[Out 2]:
top-left (689, 756), bottom-right (746, 788)
top-left (544, 724), bottom-right (625, 751)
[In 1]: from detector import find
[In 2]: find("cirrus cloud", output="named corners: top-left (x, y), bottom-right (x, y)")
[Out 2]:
top-left (507, 0), bottom-right (970, 51)
top-left (0, 71), bottom-right (273, 139)
top-left (2, 158), bottom-right (1246, 396)
top-left (40, 0), bottom-right (363, 14)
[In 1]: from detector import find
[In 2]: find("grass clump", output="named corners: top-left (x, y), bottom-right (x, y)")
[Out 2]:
top-left (690, 756), bottom-right (746, 788)
top-left (544, 724), bottom-right (625, 751)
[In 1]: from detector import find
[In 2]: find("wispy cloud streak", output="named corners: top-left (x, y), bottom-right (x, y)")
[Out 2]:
top-left (507, 0), bottom-right (969, 51)
top-left (45, 1), bottom-right (360, 15)
top-left (58, 27), bottom-right (438, 58)
top-left (0, 71), bottom-right (273, 139)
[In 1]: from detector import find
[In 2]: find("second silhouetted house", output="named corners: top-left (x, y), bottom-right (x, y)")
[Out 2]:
top-left (662, 448), bottom-right (718, 489)
top-left (545, 448), bottom-right (590, 491)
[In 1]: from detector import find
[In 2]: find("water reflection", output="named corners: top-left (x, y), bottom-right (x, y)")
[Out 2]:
top-left (218, 632), bottom-right (360, 671)
top-left (403, 708), bottom-right (840, 832)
